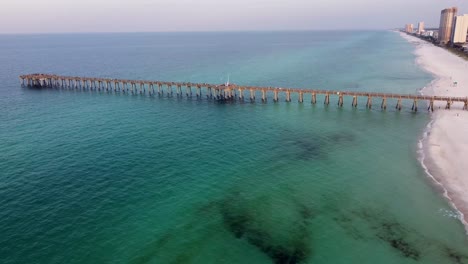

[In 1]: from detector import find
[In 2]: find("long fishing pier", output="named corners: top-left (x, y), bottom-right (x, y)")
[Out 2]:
top-left (20, 73), bottom-right (468, 111)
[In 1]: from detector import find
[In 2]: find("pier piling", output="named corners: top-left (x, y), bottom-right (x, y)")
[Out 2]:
top-left (197, 86), bottom-right (202, 98)
top-left (250, 89), bottom-right (255, 102)
top-left (238, 88), bottom-right (244, 101)
top-left (366, 96), bottom-right (372, 109)
top-left (446, 100), bottom-right (452, 110)
top-left (428, 99), bottom-right (434, 112)
top-left (352, 96), bottom-right (357, 107)
top-left (338, 94), bottom-right (343, 107)
top-left (412, 99), bottom-right (418, 112)
top-left (381, 98), bottom-right (387, 110)
top-left (396, 98), bottom-right (402, 111)
top-left (324, 93), bottom-right (330, 106)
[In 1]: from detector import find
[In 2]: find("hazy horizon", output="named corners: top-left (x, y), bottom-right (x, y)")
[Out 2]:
top-left (2, 0), bottom-right (468, 34)
top-left (0, 29), bottom-right (402, 35)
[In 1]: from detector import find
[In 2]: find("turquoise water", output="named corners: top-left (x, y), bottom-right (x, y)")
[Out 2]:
top-left (1, 31), bottom-right (468, 263)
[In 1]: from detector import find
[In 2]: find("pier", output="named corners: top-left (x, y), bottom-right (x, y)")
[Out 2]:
top-left (19, 73), bottom-right (468, 111)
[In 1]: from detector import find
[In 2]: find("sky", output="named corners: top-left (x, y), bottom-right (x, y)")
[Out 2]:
top-left (1, 0), bottom-right (468, 34)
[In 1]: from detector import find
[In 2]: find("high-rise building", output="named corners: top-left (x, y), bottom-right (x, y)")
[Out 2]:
top-left (451, 14), bottom-right (468, 43)
top-left (417, 22), bottom-right (425, 34)
top-left (438, 7), bottom-right (458, 43)
top-left (405, 24), bottom-right (414, 33)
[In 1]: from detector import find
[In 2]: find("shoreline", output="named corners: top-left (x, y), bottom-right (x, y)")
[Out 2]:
top-left (399, 32), bottom-right (468, 232)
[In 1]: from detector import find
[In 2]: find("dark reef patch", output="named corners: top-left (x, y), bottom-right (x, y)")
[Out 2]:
top-left (333, 209), bottom-right (421, 260)
top-left (332, 208), bottom-right (468, 263)
top-left (133, 197), bottom-right (468, 263)
top-left (297, 201), bottom-right (315, 222)
top-left (332, 214), bottom-right (366, 241)
top-left (281, 131), bottom-right (356, 161)
top-left (445, 247), bottom-right (468, 264)
top-left (383, 236), bottom-right (420, 260)
top-left (292, 138), bottom-right (324, 160)
top-left (375, 221), bottom-right (420, 260)
top-left (271, 126), bottom-right (359, 163)
top-left (327, 132), bottom-right (356, 144)
top-left (354, 208), bottom-right (421, 261)
top-left (219, 192), bottom-right (314, 264)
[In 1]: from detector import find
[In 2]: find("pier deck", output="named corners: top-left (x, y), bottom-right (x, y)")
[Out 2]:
top-left (19, 73), bottom-right (468, 111)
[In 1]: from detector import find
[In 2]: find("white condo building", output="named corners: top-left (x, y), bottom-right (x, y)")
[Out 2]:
top-left (405, 24), bottom-right (414, 33)
top-left (451, 14), bottom-right (468, 43)
top-left (417, 22), bottom-right (425, 34)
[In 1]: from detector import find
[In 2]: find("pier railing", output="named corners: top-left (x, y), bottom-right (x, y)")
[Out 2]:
top-left (19, 73), bottom-right (468, 111)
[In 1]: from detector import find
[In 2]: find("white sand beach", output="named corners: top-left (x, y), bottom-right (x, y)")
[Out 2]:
top-left (400, 32), bottom-right (468, 228)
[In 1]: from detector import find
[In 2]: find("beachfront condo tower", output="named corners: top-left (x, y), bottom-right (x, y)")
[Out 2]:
top-left (451, 14), bottom-right (468, 43)
top-left (405, 24), bottom-right (414, 33)
top-left (417, 22), bottom-right (425, 34)
top-left (438, 7), bottom-right (458, 44)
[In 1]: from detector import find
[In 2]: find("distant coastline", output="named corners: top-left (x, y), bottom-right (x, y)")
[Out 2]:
top-left (401, 31), bottom-right (468, 61)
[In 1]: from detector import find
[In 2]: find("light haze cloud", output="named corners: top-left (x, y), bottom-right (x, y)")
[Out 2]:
top-left (1, 0), bottom-right (468, 33)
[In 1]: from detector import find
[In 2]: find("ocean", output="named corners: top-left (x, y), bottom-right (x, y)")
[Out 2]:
top-left (1, 31), bottom-right (468, 264)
